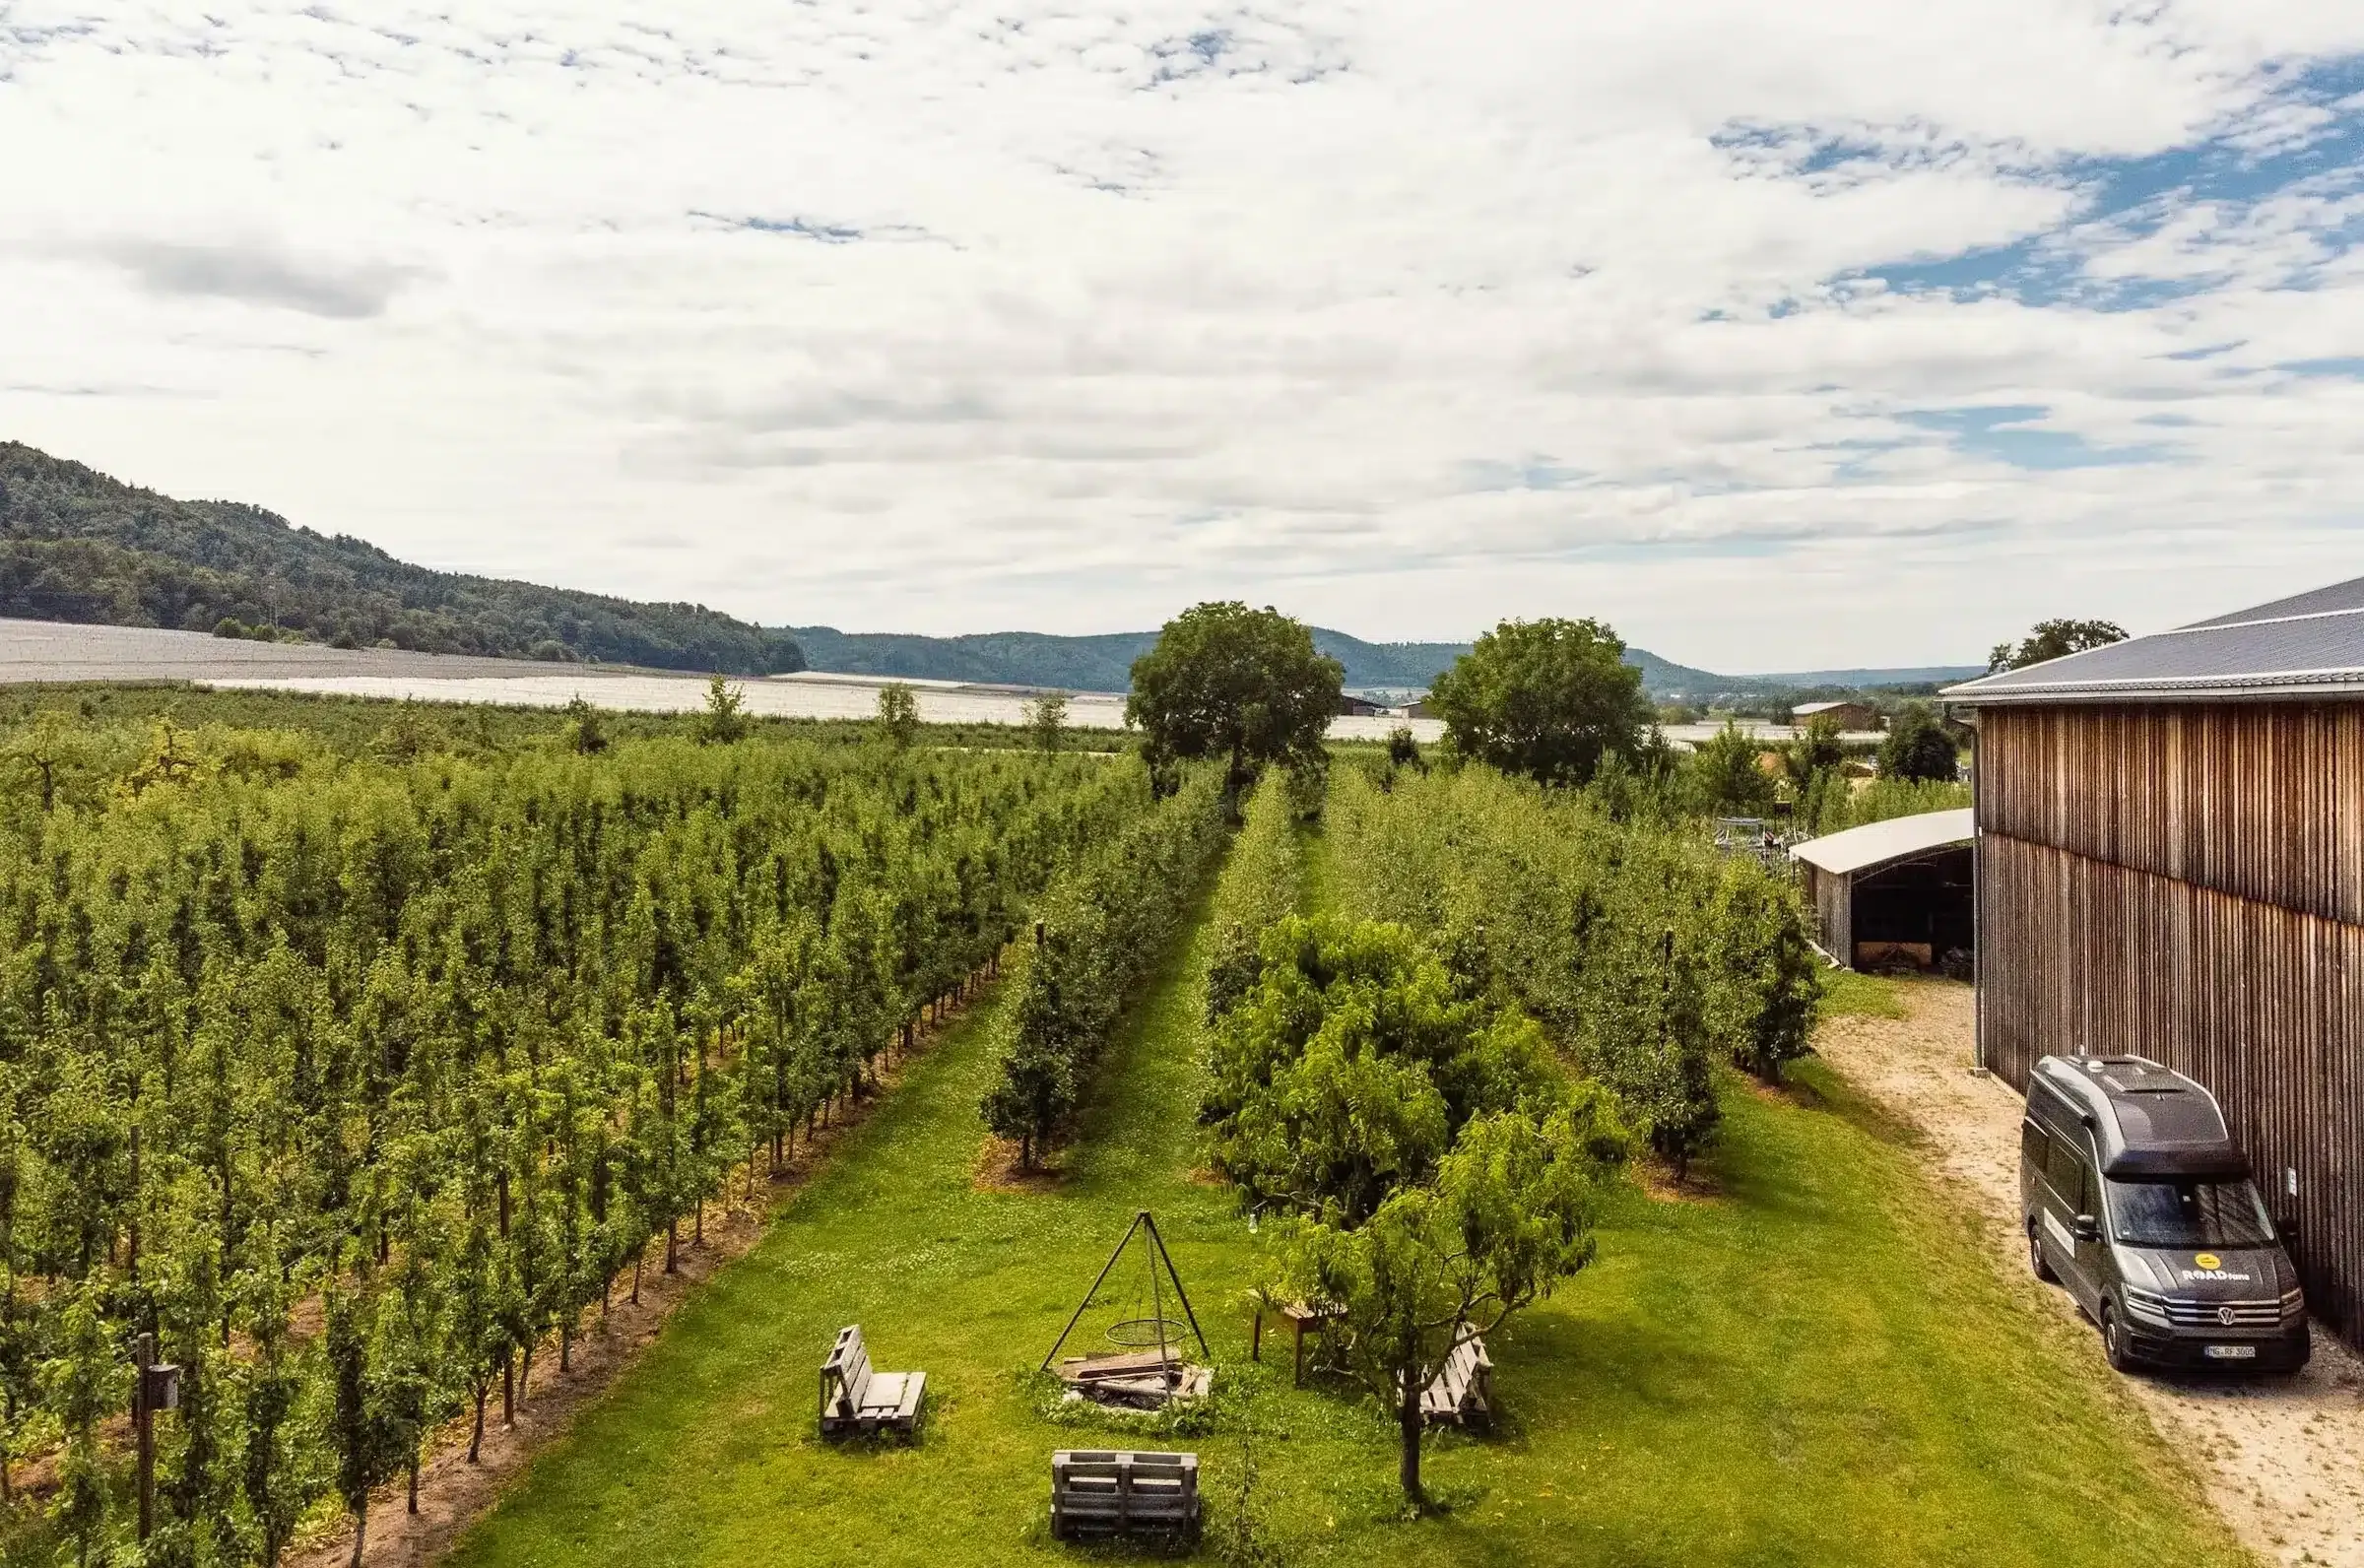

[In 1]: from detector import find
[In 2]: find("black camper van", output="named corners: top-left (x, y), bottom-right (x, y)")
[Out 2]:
top-left (2020, 1055), bottom-right (2309, 1373)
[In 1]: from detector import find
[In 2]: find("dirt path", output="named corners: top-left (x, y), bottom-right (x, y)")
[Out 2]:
top-left (1817, 980), bottom-right (2364, 1568)
top-left (286, 977), bottom-right (998, 1568)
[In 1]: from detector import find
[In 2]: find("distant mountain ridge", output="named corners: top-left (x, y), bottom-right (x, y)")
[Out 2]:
top-left (2, 439), bottom-right (1975, 696)
top-left (793, 624), bottom-right (1975, 697)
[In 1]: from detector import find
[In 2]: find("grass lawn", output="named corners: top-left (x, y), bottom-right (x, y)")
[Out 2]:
top-left (448, 859), bottom-right (2244, 1568)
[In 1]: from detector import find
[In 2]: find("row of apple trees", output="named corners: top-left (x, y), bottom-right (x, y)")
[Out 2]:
top-left (0, 716), bottom-right (1144, 1566)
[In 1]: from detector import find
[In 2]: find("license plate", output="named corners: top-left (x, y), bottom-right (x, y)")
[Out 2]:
top-left (2203, 1344), bottom-right (2258, 1360)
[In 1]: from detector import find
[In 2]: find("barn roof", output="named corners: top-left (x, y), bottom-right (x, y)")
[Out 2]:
top-left (1944, 572), bottom-right (2364, 705)
top-left (1789, 808), bottom-right (1975, 877)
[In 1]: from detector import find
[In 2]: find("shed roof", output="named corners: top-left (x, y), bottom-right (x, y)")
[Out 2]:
top-left (1789, 808), bottom-right (1975, 877)
top-left (1944, 571), bottom-right (2364, 705)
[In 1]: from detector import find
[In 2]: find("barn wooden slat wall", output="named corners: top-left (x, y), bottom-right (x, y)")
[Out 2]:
top-left (1980, 704), bottom-right (2364, 926)
top-left (1976, 703), bottom-right (2364, 1348)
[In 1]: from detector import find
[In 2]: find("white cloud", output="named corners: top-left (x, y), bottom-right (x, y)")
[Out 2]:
top-left (4, 1), bottom-right (2364, 670)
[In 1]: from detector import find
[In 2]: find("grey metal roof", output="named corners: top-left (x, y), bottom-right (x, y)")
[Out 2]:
top-left (1790, 808), bottom-right (1974, 876)
top-left (1944, 571), bottom-right (2364, 705)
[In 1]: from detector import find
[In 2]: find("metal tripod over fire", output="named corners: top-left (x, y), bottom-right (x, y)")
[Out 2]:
top-left (1041, 1209), bottom-right (1213, 1408)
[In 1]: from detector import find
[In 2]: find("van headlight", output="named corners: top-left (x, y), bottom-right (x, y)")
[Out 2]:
top-left (2122, 1287), bottom-right (2173, 1328)
top-left (2279, 1287), bottom-right (2305, 1322)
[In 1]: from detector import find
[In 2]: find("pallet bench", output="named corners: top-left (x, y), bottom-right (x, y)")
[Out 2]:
top-left (1049, 1450), bottom-right (1201, 1542)
top-left (818, 1324), bottom-right (925, 1438)
top-left (1418, 1333), bottom-right (1492, 1428)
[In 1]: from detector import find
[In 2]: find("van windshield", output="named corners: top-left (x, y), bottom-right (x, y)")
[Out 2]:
top-left (2104, 1177), bottom-right (2274, 1249)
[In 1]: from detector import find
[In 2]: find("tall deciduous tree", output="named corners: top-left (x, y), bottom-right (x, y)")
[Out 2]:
top-left (697, 676), bottom-right (750, 744)
top-left (1426, 618), bottom-right (1654, 786)
top-left (1877, 702), bottom-right (1959, 785)
top-left (875, 683), bottom-right (920, 749)
top-left (1021, 690), bottom-right (1070, 754)
top-left (1124, 603), bottom-right (1342, 798)
top-left (1683, 722), bottom-right (1776, 817)
top-left (1987, 618), bottom-right (2127, 674)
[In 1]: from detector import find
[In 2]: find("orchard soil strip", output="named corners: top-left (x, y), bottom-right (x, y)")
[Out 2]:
top-left (1817, 980), bottom-right (2364, 1568)
top-left (289, 970), bottom-right (1004, 1568)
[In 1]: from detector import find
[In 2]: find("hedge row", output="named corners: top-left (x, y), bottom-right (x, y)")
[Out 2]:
top-left (1202, 769), bottom-right (1307, 1021)
top-left (981, 766), bottom-right (1231, 1164)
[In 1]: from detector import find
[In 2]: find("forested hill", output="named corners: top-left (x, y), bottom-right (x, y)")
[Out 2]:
top-left (789, 627), bottom-right (1816, 696)
top-left (0, 442), bottom-right (806, 673)
top-left (790, 625), bottom-right (1481, 692)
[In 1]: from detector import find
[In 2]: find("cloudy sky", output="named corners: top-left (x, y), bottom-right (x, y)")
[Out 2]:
top-left (6, 2), bottom-right (2364, 671)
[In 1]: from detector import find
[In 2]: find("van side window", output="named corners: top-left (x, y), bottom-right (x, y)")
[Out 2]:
top-left (2020, 1119), bottom-right (2052, 1171)
top-left (2047, 1135), bottom-right (2088, 1212)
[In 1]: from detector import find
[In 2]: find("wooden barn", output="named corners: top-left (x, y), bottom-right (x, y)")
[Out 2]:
top-left (1945, 574), bottom-right (2364, 1346)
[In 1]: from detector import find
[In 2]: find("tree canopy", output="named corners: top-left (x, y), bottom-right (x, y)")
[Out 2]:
top-left (1124, 602), bottom-right (1343, 794)
top-left (1201, 916), bottom-right (1560, 1226)
top-left (1426, 618), bottom-right (1654, 786)
top-left (1987, 618), bottom-right (2127, 674)
top-left (1273, 1095), bottom-right (1625, 1503)
top-left (1878, 701), bottom-right (1960, 785)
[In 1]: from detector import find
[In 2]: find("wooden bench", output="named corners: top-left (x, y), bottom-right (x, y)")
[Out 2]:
top-left (818, 1325), bottom-right (925, 1438)
top-left (1417, 1333), bottom-right (1492, 1428)
top-left (1049, 1450), bottom-right (1201, 1542)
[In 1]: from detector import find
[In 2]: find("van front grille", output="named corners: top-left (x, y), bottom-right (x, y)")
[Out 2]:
top-left (2159, 1298), bottom-right (2282, 1330)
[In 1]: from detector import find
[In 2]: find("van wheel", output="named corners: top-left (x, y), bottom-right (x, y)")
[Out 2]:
top-left (2101, 1305), bottom-right (2134, 1373)
top-left (2028, 1221), bottom-right (2055, 1282)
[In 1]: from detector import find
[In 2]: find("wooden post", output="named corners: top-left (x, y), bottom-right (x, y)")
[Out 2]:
top-left (134, 1331), bottom-right (155, 1541)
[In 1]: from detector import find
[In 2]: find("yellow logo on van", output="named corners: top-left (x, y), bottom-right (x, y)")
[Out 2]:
top-left (2195, 1252), bottom-right (2222, 1271)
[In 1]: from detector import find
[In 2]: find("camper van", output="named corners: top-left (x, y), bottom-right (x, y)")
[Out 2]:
top-left (2020, 1055), bottom-right (2309, 1373)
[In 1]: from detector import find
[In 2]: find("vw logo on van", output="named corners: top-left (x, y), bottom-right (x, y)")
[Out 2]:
top-left (2216, 1306), bottom-right (2236, 1326)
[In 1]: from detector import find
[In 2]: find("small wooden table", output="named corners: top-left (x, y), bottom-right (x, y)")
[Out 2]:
top-left (1250, 1301), bottom-right (1343, 1387)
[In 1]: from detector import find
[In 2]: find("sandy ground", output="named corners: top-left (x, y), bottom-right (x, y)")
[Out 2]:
top-left (285, 979), bottom-right (995, 1568)
top-left (1818, 981), bottom-right (2364, 1567)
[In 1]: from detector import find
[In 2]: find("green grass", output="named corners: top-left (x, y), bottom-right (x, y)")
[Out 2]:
top-left (1818, 968), bottom-right (1910, 1020)
top-left (449, 868), bottom-right (2244, 1568)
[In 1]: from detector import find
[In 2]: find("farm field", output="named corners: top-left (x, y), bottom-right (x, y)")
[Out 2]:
top-left (444, 824), bottom-right (2244, 1568)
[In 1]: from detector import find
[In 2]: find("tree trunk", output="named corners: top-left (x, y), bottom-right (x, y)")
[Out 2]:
top-left (348, 1502), bottom-right (367, 1568)
top-left (665, 1218), bottom-right (679, 1274)
top-left (501, 1353), bottom-right (514, 1425)
top-left (469, 1386), bottom-right (487, 1462)
top-left (559, 1325), bottom-right (572, 1372)
top-left (520, 1341), bottom-right (536, 1402)
top-left (408, 1456), bottom-right (420, 1515)
top-left (1399, 1366), bottom-right (1425, 1505)
top-left (694, 1200), bottom-right (703, 1247)
top-left (631, 1255), bottom-right (643, 1305)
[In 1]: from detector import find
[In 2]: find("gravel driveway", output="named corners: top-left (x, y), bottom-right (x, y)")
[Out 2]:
top-left (1817, 980), bottom-right (2364, 1567)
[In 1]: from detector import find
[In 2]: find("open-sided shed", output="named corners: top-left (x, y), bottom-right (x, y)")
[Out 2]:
top-left (1790, 809), bottom-right (1975, 970)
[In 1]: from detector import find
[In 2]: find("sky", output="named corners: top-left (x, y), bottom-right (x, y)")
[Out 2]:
top-left (5, 2), bottom-right (2364, 672)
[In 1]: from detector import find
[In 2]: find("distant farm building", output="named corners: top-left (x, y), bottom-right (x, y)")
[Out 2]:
top-left (1789, 809), bottom-right (1974, 972)
top-left (1945, 573), bottom-right (2364, 1346)
top-left (1792, 700), bottom-right (1882, 731)
top-left (1337, 694), bottom-right (1387, 717)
